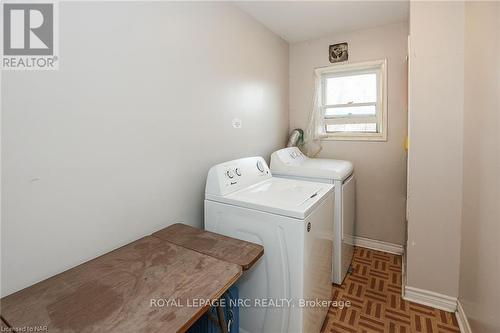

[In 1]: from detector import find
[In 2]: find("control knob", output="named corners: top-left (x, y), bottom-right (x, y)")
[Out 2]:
top-left (256, 161), bottom-right (265, 172)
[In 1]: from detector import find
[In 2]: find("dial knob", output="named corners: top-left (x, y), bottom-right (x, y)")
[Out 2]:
top-left (226, 170), bottom-right (235, 178)
top-left (235, 168), bottom-right (242, 176)
top-left (256, 161), bottom-right (265, 172)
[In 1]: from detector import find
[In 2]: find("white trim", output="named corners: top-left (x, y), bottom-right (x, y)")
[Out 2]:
top-left (321, 132), bottom-right (386, 142)
top-left (325, 116), bottom-right (378, 125)
top-left (314, 59), bottom-right (387, 75)
top-left (324, 101), bottom-right (376, 109)
top-left (456, 300), bottom-right (472, 333)
top-left (353, 236), bottom-right (404, 255)
top-left (403, 286), bottom-right (457, 312)
top-left (401, 251), bottom-right (407, 299)
top-left (317, 59), bottom-right (388, 142)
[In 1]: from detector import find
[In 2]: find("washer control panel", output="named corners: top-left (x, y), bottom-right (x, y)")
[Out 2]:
top-left (206, 156), bottom-right (271, 196)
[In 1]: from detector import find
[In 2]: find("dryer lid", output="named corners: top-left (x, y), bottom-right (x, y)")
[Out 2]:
top-left (205, 177), bottom-right (333, 219)
top-left (270, 147), bottom-right (353, 181)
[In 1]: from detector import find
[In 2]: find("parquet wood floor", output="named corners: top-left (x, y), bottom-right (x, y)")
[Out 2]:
top-left (321, 247), bottom-right (460, 333)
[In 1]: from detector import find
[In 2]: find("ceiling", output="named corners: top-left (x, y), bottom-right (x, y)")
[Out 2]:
top-left (235, 1), bottom-right (409, 43)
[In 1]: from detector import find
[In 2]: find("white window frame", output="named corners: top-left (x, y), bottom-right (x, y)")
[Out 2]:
top-left (315, 59), bottom-right (388, 141)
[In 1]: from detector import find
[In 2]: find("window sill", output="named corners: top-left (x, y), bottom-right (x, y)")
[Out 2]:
top-left (321, 133), bottom-right (387, 142)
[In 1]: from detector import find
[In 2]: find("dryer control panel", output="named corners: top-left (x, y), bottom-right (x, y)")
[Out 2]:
top-left (205, 156), bottom-right (272, 196)
top-left (270, 147), bottom-right (354, 183)
top-left (271, 147), bottom-right (307, 167)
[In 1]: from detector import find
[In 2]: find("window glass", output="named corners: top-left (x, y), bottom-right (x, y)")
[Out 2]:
top-left (325, 73), bottom-right (377, 105)
top-left (326, 123), bottom-right (377, 133)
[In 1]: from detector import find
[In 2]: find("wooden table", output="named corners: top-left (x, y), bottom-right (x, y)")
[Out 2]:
top-left (1, 224), bottom-right (263, 333)
top-left (153, 223), bottom-right (264, 271)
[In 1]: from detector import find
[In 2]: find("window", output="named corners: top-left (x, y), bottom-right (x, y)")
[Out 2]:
top-left (317, 60), bottom-right (387, 141)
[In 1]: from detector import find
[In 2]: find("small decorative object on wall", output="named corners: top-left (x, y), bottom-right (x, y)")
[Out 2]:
top-left (329, 42), bottom-right (348, 63)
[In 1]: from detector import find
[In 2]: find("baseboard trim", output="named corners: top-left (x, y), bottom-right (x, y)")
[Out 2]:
top-left (353, 236), bottom-right (404, 255)
top-left (401, 251), bottom-right (407, 299)
top-left (403, 285), bottom-right (457, 312)
top-left (456, 300), bottom-right (472, 333)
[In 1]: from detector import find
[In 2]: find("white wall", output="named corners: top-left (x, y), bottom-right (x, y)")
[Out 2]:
top-left (406, 1), bottom-right (464, 298)
top-left (459, 2), bottom-right (500, 332)
top-left (0, 2), bottom-right (289, 296)
top-left (289, 22), bottom-right (408, 246)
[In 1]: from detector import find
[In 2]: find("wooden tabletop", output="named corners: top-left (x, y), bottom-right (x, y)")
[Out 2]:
top-left (153, 223), bottom-right (264, 271)
top-left (1, 236), bottom-right (241, 333)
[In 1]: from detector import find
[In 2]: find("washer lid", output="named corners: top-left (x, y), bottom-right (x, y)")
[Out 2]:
top-left (270, 147), bottom-right (353, 181)
top-left (205, 177), bottom-right (333, 219)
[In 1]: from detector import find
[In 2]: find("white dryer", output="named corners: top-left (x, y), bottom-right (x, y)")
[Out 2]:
top-left (204, 156), bottom-right (334, 333)
top-left (270, 147), bottom-right (355, 285)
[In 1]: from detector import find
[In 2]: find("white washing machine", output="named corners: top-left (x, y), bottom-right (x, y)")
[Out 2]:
top-left (270, 147), bottom-right (355, 285)
top-left (204, 156), bottom-right (334, 333)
